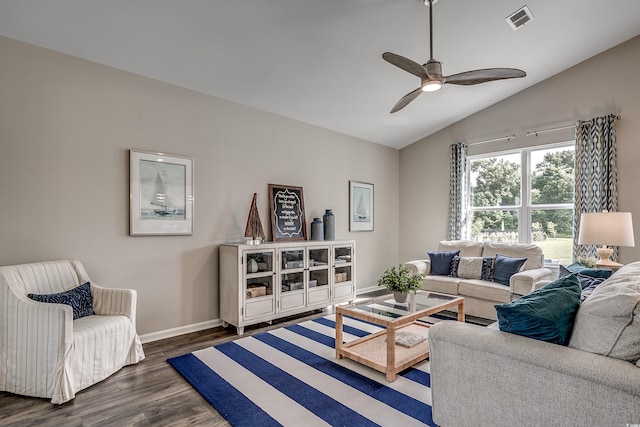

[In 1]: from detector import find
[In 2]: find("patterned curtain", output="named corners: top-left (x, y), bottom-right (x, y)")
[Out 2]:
top-left (448, 142), bottom-right (468, 240)
top-left (573, 114), bottom-right (618, 261)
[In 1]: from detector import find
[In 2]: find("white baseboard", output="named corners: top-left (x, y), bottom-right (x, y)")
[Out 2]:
top-left (357, 285), bottom-right (381, 295)
top-left (141, 287), bottom-right (381, 344)
top-left (140, 318), bottom-right (223, 344)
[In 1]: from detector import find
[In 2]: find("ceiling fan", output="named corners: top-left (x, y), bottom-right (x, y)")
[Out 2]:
top-left (383, 0), bottom-right (526, 113)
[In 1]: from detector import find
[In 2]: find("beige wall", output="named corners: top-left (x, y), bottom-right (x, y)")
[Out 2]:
top-left (400, 35), bottom-right (640, 264)
top-left (0, 36), bottom-right (399, 336)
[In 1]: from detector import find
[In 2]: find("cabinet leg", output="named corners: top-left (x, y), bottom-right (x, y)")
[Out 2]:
top-left (222, 321), bottom-right (228, 328)
top-left (237, 326), bottom-right (244, 335)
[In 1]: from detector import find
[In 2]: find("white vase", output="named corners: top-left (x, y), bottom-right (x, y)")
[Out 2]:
top-left (247, 258), bottom-right (258, 274)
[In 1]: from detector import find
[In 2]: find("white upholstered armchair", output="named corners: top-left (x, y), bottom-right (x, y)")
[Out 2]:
top-left (0, 259), bottom-right (145, 404)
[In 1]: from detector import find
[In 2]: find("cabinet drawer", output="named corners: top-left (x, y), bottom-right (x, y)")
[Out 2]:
top-left (280, 292), bottom-right (305, 311)
top-left (245, 298), bottom-right (275, 318)
top-left (308, 287), bottom-right (330, 305)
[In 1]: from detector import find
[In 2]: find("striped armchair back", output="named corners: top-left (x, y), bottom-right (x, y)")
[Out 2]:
top-left (0, 260), bottom-right (89, 296)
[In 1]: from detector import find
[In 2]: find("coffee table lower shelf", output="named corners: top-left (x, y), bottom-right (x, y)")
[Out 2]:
top-left (337, 321), bottom-right (431, 381)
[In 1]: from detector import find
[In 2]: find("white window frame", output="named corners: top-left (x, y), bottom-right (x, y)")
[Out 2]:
top-left (466, 141), bottom-right (575, 245)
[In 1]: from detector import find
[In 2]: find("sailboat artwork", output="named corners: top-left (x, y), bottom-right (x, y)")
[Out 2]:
top-left (139, 160), bottom-right (186, 220)
top-left (130, 150), bottom-right (193, 236)
top-left (150, 171), bottom-right (177, 216)
top-left (352, 188), bottom-right (371, 223)
top-left (354, 192), bottom-right (370, 222)
top-left (349, 181), bottom-right (374, 232)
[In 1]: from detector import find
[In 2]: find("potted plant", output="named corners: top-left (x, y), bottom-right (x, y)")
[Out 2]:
top-left (377, 264), bottom-right (424, 303)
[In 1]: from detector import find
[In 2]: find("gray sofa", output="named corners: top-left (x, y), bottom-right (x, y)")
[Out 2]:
top-left (428, 261), bottom-right (640, 427)
top-left (405, 240), bottom-right (552, 320)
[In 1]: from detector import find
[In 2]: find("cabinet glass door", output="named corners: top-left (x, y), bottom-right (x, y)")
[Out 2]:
top-left (245, 250), bottom-right (275, 300)
top-left (279, 248), bottom-right (306, 311)
top-left (333, 245), bottom-right (354, 301)
top-left (307, 246), bottom-right (330, 305)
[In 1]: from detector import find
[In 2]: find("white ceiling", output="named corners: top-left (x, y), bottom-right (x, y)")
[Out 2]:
top-left (1, 0), bottom-right (639, 149)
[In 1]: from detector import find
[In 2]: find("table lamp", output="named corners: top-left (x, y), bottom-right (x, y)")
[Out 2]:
top-left (578, 211), bottom-right (635, 268)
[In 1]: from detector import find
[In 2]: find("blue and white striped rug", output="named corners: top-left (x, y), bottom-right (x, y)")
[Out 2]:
top-left (168, 314), bottom-right (436, 427)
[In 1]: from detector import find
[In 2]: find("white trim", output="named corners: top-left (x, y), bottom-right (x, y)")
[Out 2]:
top-left (140, 318), bottom-right (222, 344)
top-left (356, 285), bottom-right (381, 295)
top-left (141, 286), bottom-right (381, 344)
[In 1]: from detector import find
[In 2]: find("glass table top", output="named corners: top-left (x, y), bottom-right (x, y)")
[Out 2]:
top-left (345, 291), bottom-right (460, 321)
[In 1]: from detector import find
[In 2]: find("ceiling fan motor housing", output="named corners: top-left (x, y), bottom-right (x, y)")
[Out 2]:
top-left (424, 59), bottom-right (442, 79)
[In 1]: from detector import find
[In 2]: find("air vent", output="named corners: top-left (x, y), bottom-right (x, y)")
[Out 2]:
top-left (506, 5), bottom-right (534, 30)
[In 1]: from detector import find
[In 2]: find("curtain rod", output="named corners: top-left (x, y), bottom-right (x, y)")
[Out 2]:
top-left (526, 115), bottom-right (621, 137)
top-left (468, 134), bottom-right (516, 146)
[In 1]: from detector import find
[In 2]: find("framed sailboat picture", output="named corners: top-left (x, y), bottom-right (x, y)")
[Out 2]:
top-left (129, 150), bottom-right (194, 236)
top-left (349, 181), bottom-right (374, 232)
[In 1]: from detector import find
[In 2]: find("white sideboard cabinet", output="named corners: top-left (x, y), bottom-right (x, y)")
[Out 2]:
top-left (219, 240), bottom-right (356, 335)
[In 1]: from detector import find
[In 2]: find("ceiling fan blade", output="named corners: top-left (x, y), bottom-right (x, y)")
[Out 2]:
top-left (390, 87), bottom-right (423, 113)
top-left (444, 68), bottom-right (526, 85)
top-left (382, 52), bottom-right (428, 79)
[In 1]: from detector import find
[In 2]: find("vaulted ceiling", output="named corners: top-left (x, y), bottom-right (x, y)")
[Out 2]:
top-left (1, 0), bottom-right (639, 149)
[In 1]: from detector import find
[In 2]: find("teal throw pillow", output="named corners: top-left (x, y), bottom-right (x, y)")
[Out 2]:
top-left (28, 282), bottom-right (94, 320)
top-left (427, 250), bottom-right (460, 276)
top-left (492, 254), bottom-right (527, 285)
top-left (495, 274), bottom-right (581, 345)
top-left (562, 262), bottom-right (613, 279)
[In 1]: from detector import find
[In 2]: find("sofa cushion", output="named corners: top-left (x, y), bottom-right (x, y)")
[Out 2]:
top-left (428, 250), bottom-right (460, 275)
top-left (28, 281), bottom-right (94, 320)
top-left (437, 240), bottom-right (484, 257)
top-left (569, 262), bottom-right (640, 363)
top-left (495, 274), bottom-right (581, 345)
top-left (493, 254), bottom-right (527, 286)
top-left (450, 256), bottom-right (494, 280)
top-left (421, 275), bottom-right (460, 295)
top-left (482, 242), bottom-right (543, 271)
top-left (459, 279), bottom-right (511, 303)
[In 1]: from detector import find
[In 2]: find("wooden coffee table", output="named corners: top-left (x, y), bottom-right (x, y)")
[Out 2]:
top-left (335, 291), bottom-right (464, 381)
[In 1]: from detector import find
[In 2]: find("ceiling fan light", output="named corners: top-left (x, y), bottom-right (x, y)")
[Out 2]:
top-left (422, 80), bottom-right (442, 92)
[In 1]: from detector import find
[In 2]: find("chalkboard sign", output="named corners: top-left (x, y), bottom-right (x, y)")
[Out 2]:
top-left (268, 184), bottom-right (307, 241)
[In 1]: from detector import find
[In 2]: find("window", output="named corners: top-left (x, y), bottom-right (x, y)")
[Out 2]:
top-left (467, 143), bottom-right (575, 264)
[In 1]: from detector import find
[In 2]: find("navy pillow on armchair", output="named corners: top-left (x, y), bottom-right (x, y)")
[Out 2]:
top-left (28, 282), bottom-right (94, 320)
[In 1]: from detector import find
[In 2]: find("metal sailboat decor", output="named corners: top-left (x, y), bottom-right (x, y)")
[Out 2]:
top-left (244, 193), bottom-right (265, 241)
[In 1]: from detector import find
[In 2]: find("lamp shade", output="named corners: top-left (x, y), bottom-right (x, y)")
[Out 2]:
top-left (578, 212), bottom-right (635, 247)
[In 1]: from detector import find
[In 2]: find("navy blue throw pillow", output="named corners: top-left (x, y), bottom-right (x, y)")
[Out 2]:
top-left (428, 250), bottom-right (460, 276)
top-left (492, 254), bottom-right (527, 285)
top-left (495, 274), bottom-right (581, 345)
top-left (28, 282), bottom-right (94, 320)
top-left (575, 273), bottom-right (606, 301)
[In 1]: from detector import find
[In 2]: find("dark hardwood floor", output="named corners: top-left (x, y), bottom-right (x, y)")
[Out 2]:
top-left (0, 291), bottom-right (489, 426)
top-left (0, 310), bottom-right (327, 427)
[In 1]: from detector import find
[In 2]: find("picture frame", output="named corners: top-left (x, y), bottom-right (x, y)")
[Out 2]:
top-left (129, 150), bottom-right (194, 236)
top-left (268, 184), bottom-right (307, 241)
top-left (349, 181), bottom-right (374, 232)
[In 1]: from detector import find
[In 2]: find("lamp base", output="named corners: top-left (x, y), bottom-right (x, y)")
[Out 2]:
top-left (595, 246), bottom-right (623, 269)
